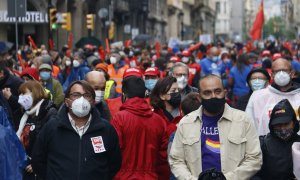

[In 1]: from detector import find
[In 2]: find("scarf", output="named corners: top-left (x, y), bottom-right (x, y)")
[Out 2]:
top-left (16, 99), bottom-right (44, 138)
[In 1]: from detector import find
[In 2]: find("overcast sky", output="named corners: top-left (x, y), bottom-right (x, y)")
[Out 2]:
top-left (255, 0), bottom-right (281, 19)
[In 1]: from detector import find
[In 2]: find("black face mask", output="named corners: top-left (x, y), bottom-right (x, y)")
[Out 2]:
top-left (167, 92), bottom-right (181, 108)
top-left (202, 97), bottom-right (225, 114)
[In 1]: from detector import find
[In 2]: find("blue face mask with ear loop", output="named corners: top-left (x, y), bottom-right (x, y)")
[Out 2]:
top-left (40, 71), bottom-right (51, 81)
top-left (145, 79), bottom-right (158, 91)
top-left (250, 79), bottom-right (266, 91)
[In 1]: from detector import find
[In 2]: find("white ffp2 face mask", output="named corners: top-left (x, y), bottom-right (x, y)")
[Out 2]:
top-left (110, 57), bottom-right (117, 64)
top-left (18, 94), bottom-right (33, 111)
top-left (71, 97), bottom-right (91, 117)
top-left (274, 71), bottom-right (291, 87)
top-left (73, 60), bottom-right (80, 67)
top-left (65, 60), bottom-right (71, 66)
top-left (95, 90), bottom-right (104, 104)
top-left (176, 75), bottom-right (188, 89)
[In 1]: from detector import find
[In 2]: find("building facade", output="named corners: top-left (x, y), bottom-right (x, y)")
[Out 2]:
top-left (0, 0), bottom-right (218, 50)
top-left (244, 0), bottom-right (256, 40)
top-left (292, 0), bottom-right (300, 36)
top-left (229, 0), bottom-right (244, 42)
top-left (191, 0), bottom-right (216, 42)
top-left (214, 0), bottom-right (231, 41)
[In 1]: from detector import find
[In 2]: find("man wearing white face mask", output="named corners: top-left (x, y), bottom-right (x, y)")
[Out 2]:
top-left (107, 51), bottom-right (129, 95)
top-left (246, 58), bottom-right (300, 135)
top-left (170, 62), bottom-right (198, 99)
top-left (32, 80), bottom-right (122, 180)
top-left (62, 51), bottom-right (91, 92)
top-left (85, 71), bottom-right (112, 121)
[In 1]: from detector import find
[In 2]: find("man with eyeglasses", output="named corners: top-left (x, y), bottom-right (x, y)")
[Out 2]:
top-left (32, 80), bottom-right (121, 180)
top-left (170, 62), bottom-right (198, 99)
top-left (246, 58), bottom-right (300, 135)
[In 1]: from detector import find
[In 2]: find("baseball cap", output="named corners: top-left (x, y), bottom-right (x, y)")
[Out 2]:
top-left (170, 56), bottom-right (181, 62)
top-left (123, 68), bottom-right (143, 78)
top-left (262, 50), bottom-right (271, 57)
top-left (270, 99), bottom-right (295, 126)
top-left (272, 53), bottom-right (282, 61)
top-left (39, 64), bottom-right (52, 71)
top-left (144, 67), bottom-right (160, 76)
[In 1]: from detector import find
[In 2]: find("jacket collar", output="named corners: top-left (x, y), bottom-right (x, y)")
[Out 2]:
top-left (57, 105), bottom-right (106, 133)
top-left (191, 103), bottom-right (233, 122)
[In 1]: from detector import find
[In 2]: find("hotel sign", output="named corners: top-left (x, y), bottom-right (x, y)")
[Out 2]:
top-left (0, 11), bottom-right (48, 23)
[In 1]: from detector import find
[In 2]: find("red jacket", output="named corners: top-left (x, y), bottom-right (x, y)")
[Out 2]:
top-left (111, 97), bottom-right (169, 180)
top-left (153, 108), bottom-right (182, 138)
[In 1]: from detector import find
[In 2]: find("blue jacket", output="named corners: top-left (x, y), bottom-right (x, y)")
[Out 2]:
top-left (292, 59), bottom-right (300, 72)
top-left (0, 106), bottom-right (27, 180)
top-left (200, 57), bottom-right (226, 77)
top-left (63, 63), bottom-right (90, 91)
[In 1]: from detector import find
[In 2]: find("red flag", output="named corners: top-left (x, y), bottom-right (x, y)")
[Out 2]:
top-left (250, 0), bottom-right (264, 40)
top-left (155, 41), bottom-right (161, 58)
top-left (99, 46), bottom-right (105, 61)
top-left (27, 35), bottom-right (37, 49)
top-left (124, 40), bottom-right (132, 48)
top-left (17, 51), bottom-right (25, 71)
top-left (68, 32), bottom-right (73, 49)
top-left (48, 38), bottom-right (53, 50)
top-left (105, 38), bottom-right (110, 54)
top-left (188, 42), bottom-right (201, 52)
top-left (246, 40), bottom-right (254, 52)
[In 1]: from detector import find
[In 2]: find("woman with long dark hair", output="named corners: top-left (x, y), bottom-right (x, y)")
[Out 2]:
top-left (150, 76), bottom-right (182, 136)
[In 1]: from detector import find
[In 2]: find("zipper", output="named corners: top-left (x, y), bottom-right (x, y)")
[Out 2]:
top-left (77, 136), bottom-right (82, 180)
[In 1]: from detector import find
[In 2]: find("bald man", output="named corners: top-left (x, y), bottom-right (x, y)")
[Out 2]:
top-left (85, 71), bottom-right (112, 121)
top-left (246, 58), bottom-right (300, 135)
top-left (200, 46), bottom-right (226, 77)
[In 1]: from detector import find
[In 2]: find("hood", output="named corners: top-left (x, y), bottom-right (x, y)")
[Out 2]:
top-left (269, 99), bottom-right (299, 138)
top-left (269, 82), bottom-right (300, 95)
top-left (120, 97), bottom-right (153, 117)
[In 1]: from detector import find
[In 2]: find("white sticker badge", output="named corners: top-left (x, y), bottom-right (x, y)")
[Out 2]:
top-left (91, 136), bottom-right (106, 153)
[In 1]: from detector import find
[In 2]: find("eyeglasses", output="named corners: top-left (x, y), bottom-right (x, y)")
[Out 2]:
top-left (69, 92), bottom-right (93, 100)
top-left (272, 69), bottom-right (291, 74)
top-left (174, 73), bottom-right (188, 78)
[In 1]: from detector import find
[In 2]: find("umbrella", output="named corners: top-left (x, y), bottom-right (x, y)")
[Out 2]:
top-left (133, 34), bottom-right (151, 42)
top-left (75, 37), bottom-right (102, 48)
top-left (0, 41), bottom-right (13, 54)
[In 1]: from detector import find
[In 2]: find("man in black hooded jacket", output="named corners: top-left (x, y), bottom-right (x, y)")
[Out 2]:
top-left (254, 99), bottom-right (300, 180)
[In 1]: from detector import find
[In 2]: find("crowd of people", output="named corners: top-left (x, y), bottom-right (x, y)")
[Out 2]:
top-left (1, 40), bottom-right (300, 180)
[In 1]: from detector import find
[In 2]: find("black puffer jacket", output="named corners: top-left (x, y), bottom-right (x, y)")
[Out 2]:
top-left (32, 105), bottom-right (122, 180)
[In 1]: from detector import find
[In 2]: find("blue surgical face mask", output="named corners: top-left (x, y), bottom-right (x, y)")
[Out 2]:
top-left (145, 79), bottom-right (158, 91)
top-left (40, 71), bottom-right (51, 81)
top-left (250, 79), bottom-right (267, 91)
top-left (212, 56), bottom-right (218, 62)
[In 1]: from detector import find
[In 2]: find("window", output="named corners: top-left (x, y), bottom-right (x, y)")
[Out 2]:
top-left (216, 2), bottom-right (220, 14)
top-left (224, 2), bottom-right (226, 13)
